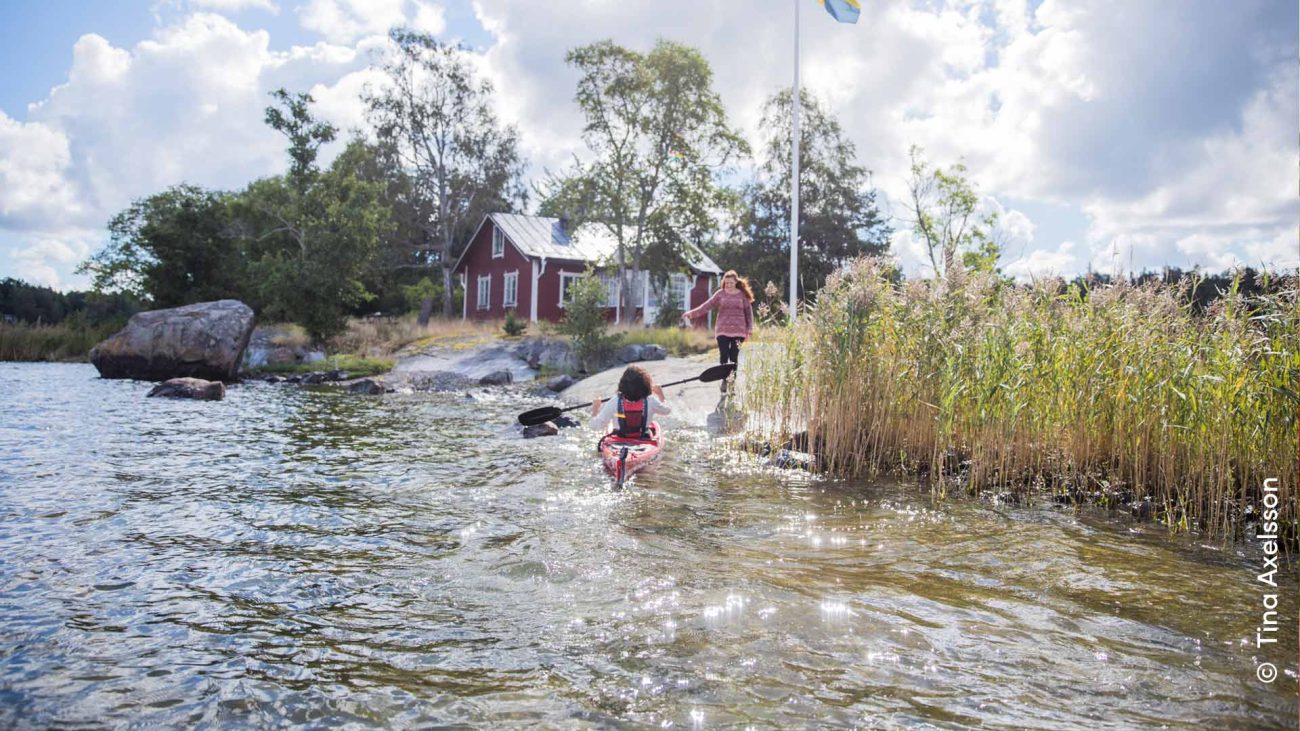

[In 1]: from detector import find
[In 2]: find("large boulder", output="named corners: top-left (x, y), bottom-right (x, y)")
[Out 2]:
top-left (146, 377), bottom-right (226, 400)
top-left (514, 337), bottom-right (577, 372)
top-left (640, 344), bottom-right (668, 361)
top-left (614, 344), bottom-right (645, 363)
top-left (91, 300), bottom-right (255, 381)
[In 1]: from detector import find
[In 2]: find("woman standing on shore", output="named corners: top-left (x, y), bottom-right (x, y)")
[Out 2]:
top-left (682, 270), bottom-right (754, 390)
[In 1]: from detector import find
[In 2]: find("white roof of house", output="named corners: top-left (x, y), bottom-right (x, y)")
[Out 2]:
top-left (487, 212), bottom-right (723, 274)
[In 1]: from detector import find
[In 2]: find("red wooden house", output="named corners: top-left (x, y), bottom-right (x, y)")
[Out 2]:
top-left (452, 213), bottom-right (723, 325)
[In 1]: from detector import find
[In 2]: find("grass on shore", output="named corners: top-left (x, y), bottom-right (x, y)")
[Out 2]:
top-left (741, 257), bottom-right (1299, 545)
top-left (0, 322), bottom-right (109, 362)
top-left (254, 354), bottom-right (394, 378)
top-left (609, 323), bottom-right (716, 356)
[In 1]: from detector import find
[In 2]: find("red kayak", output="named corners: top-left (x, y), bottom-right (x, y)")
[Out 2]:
top-left (597, 422), bottom-right (663, 488)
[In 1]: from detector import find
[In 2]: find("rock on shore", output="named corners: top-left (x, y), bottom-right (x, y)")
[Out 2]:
top-left (91, 300), bottom-right (255, 381)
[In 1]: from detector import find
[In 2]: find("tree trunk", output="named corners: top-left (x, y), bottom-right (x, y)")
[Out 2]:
top-left (418, 297), bottom-right (434, 326)
top-left (441, 265), bottom-right (454, 318)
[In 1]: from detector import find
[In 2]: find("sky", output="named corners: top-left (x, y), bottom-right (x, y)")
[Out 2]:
top-left (1, 0), bottom-right (1296, 291)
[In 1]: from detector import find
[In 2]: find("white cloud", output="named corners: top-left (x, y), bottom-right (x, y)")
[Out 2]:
top-left (5, 0), bottom-right (1298, 291)
top-left (0, 112), bottom-right (83, 228)
top-left (1004, 240), bottom-right (1081, 282)
top-left (8, 231), bottom-right (100, 290)
top-left (189, 0), bottom-right (279, 13)
top-left (297, 0), bottom-right (411, 44)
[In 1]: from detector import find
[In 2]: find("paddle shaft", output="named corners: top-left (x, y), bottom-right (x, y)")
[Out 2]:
top-left (553, 372), bottom-right (718, 415)
top-left (516, 363), bottom-right (734, 426)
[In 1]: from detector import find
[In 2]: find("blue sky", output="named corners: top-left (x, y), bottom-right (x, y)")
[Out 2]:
top-left (1, 0), bottom-right (1296, 291)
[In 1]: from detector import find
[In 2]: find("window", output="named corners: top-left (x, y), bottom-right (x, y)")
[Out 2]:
top-left (670, 273), bottom-right (690, 310)
top-left (597, 271), bottom-right (619, 307)
top-left (558, 271), bottom-right (581, 307)
top-left (503, 271), bottom-right (518, 308)
top-left (492, 227), bottom-right (505, 258)
top-left (477, 274), bottom-right (491, 310)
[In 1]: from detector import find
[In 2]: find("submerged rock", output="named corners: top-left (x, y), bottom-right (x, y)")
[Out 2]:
top-left (146, 377), bottom-right (226, 401)
top-left (480, 370), bottom-right (513, 386)
top-left (91, 299), bottom-right (254, 381)
top-left (545, 374), bottom-right (576, 392)
top-left (348, 378), bottom-right (384, 395)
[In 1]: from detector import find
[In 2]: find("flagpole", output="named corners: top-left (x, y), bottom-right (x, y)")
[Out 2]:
top-left (790, 0), bottom-right (801, 321)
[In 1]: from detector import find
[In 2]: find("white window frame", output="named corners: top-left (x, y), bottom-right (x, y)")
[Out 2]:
top-left (502, 271), bottom-right (518, 308)
top-left (670, 273), bottom-right (690, 310)
top-left (477, 274), bottom-right (491, 310)
top-left (558, 271), bottom-right (581, 308)
top-left (597, 271), bottom-right (619, 308)
top-left (491, 227), bottom-right (505, 258)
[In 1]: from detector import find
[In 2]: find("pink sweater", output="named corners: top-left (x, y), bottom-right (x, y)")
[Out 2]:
top-left (685, 288), bottom-right (753, 338)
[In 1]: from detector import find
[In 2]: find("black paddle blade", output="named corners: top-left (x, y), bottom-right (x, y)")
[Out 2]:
top-left (517, 406), bottom-right (561, 426)
top-left (697, 363), bottom-right (736, 383)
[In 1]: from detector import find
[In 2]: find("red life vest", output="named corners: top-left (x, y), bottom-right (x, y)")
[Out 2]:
top-left (615, 396), bottom-right (649, 438)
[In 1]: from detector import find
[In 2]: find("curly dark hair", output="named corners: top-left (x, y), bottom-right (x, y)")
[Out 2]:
top-left (617, 365), bottom-right (653, 402)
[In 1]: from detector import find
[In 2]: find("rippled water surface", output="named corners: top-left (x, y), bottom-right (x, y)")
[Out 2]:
top-left (1, 363), bottom-right (1295, 729)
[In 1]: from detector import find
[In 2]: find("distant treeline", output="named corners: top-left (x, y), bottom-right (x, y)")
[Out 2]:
top-left (0, 278), bottom-right (139, 327)
top-left (1078, 267), bottom-right (1285, 313)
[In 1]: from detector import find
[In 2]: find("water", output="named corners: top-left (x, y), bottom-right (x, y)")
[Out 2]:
top-left (0, 363), bottom-right (1295, 729)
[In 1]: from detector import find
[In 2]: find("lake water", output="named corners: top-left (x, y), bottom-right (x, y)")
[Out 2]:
top-left (0, 363), bottom-right (1295, 728)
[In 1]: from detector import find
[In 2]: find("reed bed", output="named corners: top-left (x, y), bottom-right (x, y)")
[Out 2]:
top-left (741, 258), bottom-right (1298, 544)
top-left (0, 322), bottom-right (106, 362)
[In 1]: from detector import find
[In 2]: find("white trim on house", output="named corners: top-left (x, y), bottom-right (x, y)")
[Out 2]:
top-left (491, 227), bottom-right (505, 258)
top-left (557, 271), bottom-right (581, 308)
top-left (476, 274), bottom-right (491, 310)
top-left (460, 272), bottom-right (467, 319)
top-left (527, 258), bottom-right (543, 321)
top-left (503, 270), bottom-right (518, 308)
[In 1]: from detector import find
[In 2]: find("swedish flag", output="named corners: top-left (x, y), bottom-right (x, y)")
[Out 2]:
top-left (821, 0), bottom-right (861, 24)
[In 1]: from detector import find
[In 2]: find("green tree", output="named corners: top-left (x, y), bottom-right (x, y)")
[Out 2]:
top-left (555, 268), bottom-right (615, 371)
top-left (331, 137), bottom-right (435, 316)
top-left (540, 39), bottom-right (747, 321)
top-left (232, 92), bottom-right (388, 339)
top-left (79, 184), bottom-right (241, 306)
top-left (904, 146), bottom-right (1000, 282)
top-left (716, 88), bottom-right (890, 302)
top-left (264, 88), bottom-right (337, 192)
top-left (365, 28), bottom-right (526, 320)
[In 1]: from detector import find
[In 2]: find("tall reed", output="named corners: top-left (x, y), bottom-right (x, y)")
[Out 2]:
top-left (0, 322), bottom-right (106, 362)
top-left (741, 258), bottom-right (1298, 543)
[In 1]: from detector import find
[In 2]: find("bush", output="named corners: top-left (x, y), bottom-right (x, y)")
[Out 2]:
top-left (503, 308), bottom-right (527, 337)
top-left (555, 268), bottom-right (615, 371)
top-left (653, 302), bottom-right (683, 329)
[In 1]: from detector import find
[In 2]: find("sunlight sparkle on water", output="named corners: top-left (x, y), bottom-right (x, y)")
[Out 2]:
top-left (820, 599), bottom-right (853, 620)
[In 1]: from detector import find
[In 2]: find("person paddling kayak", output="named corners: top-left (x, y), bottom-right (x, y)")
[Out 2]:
top-left (590, 366), bottom-right (673, 486)
top-left (589, 365), bottom-right (672, 434)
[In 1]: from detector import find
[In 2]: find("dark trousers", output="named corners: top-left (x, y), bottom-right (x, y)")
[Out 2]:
top-left (717, 336), bottom-right (743, 367)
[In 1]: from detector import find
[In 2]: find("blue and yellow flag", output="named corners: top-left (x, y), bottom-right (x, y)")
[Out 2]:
top-left (821, 0), bottom-right (861, 24)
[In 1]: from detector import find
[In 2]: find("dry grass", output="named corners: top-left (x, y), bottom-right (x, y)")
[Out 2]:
top-left (742, 257), bottom-right (1299, 545)
top-left (327, 315), bottom-right (522, 357)
top-left (611, 324), bottom-right (715, 355)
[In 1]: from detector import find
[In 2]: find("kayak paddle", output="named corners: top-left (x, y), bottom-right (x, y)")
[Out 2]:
top-left (516, 363), bottom-right (735, 426)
